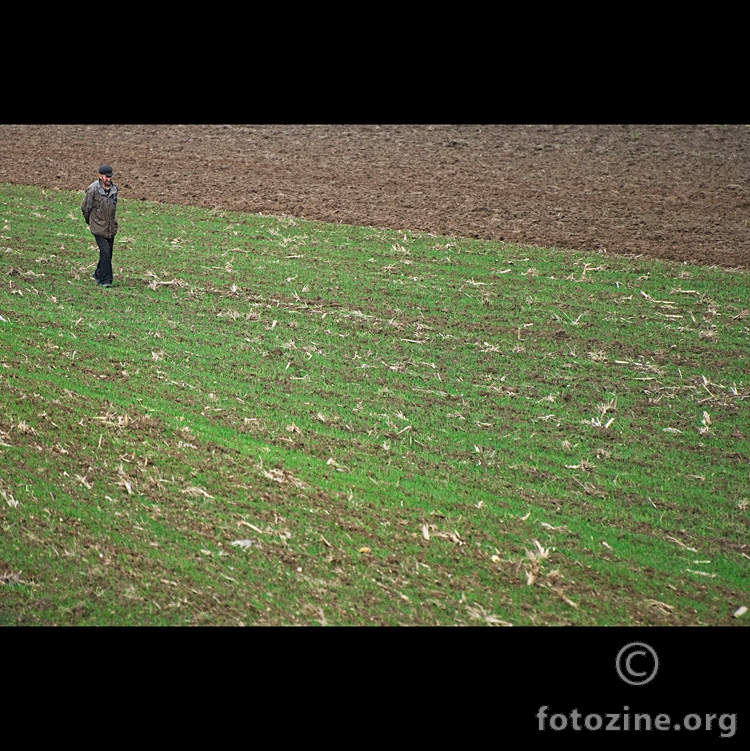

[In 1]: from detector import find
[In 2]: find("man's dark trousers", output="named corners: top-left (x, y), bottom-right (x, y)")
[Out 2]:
top-left (94, 235), bottom-right (115, 285)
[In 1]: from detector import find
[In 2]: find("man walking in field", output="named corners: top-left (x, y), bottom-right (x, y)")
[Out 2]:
top-left (81, 164), bottom-right (119, 287)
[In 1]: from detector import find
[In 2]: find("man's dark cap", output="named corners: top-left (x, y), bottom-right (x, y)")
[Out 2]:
top-left (98, 165), bottom-right (113, 176)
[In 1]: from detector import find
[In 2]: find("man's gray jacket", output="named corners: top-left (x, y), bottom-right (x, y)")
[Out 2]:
top-left (81, 179), bottom-right (119, 237)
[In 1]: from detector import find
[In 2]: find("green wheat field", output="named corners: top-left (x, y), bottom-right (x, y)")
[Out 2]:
top-left (1, 182), bottom-right (748, 625)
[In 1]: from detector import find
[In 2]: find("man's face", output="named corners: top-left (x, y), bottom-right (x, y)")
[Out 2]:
top-left (100, 172), bottom-right (113, 188)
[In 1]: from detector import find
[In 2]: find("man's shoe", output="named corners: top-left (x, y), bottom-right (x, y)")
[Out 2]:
top-left (98, 281), bottom-right (112, 288)
top-left (92, 271), bottom-right (100, 281)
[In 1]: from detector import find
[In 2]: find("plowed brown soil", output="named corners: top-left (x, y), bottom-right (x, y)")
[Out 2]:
top-left (1, 124), bottom-right (747, 268)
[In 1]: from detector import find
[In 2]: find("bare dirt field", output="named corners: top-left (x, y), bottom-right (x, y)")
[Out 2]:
top-left (1, 124), bottom-right (747, 268)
